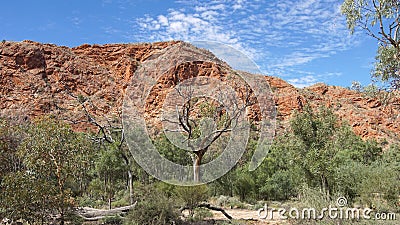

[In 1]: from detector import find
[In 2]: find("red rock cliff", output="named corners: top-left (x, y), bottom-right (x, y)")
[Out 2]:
top-left (0, 40), bottom-right (399, 143)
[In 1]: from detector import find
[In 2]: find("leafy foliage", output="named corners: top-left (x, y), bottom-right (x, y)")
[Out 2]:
top-left (175, 185), bottom-right (209, 217)
top-left (233, 169), bottom-right (255, 202)
top-left (0, 119), bottom-right (24, 180)
top-left (125, 183), bottom-right (181, 225)
top-left (0, 171), bottom-right (56, 223)
top-left (0, 117), bottom-right (95, 224)
top-left (154, 134), bottom-right (192, 166)
top-left (0, 103), bottom-right (398, 224)
top-left (253, 106), bottom-right (387, 203)
top-left (92, 142), bottom-right (127, 209)
top-left (341, 0), bottom-right (400, 89)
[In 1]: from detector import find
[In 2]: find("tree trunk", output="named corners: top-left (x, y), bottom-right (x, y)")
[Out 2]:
top-left (321, 174), bottom-right (330, 199)
top-left (60, 213), bottom-right (64, 225)
top-left (128, 170), bottom-right (134, 204)
top-left (193, 150), bottom-right (205, 182)
top-left (193, 157), bottom-right (200, 183)
top-left (106, 175), bottom-right (113, 210)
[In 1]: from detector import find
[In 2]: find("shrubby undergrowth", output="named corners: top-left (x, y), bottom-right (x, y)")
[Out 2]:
top-left (0, 105), bottom-right (398, 224)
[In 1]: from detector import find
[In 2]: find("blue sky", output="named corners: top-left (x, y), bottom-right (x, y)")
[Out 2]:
top-left (1, 0), bottom-right (379, 87)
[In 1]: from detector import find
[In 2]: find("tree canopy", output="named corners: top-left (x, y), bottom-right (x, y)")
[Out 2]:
top-left (341, 0), bottom-right (400, 89)
top-left (0, 117), bottom-right (95, 224)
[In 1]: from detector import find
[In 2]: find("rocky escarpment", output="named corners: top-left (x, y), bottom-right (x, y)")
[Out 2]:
top-left (0, 40), bottom-right (180, 131)
top-left (0, 40), bottom-right (399, 143)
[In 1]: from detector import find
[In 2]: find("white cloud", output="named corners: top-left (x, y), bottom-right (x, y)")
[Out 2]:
top-left (70, 17), bottom-right (82, 27)
top-left (194, 3), bottom-right (225, 12)
top-left (158, 15), bottom-right (169, 26)
top-left (232, 0), bottom-right (245, 10)
top-left (288, 75), bottom-right (318, 88)
top-left (136, 7), bottom-right (256, 59)
top-left (272, 52), bottom-right (321, 68)
top-left (285, 71), bottom-right (342, 88)
top-left (133, 0), bottom-right (359, 82)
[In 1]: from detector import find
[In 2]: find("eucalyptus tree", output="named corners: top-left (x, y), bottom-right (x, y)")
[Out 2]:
top-left (342, 0), bottom-right (400, 89)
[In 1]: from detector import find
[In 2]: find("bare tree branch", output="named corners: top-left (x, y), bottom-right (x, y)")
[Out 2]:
top-left (180, 203), bottom-right (232, 220)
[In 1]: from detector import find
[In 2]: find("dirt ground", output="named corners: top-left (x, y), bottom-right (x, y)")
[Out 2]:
top-left (199, 208), bottom-right (290, 225)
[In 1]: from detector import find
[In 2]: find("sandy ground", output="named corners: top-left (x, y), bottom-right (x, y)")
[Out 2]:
top-left (183, 208), bottom-right (290, 224)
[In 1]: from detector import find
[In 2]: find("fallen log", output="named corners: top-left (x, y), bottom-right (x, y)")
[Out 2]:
top-left (76, 202), bottom-right (137, 221)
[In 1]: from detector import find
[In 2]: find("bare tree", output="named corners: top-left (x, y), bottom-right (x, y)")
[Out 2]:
top-left (163, 75), bottom-right (257, 182)
top-left (66, 89), bottom-right (135, 206)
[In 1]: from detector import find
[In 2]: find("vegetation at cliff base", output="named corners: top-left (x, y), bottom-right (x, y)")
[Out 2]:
top-left (0, 104), bottom-right (398, 224)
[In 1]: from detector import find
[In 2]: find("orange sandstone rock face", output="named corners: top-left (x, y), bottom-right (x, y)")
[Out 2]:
top-left (0, 40), bottom-right (399, 143)
top-left (302, 83), bottom-right (399, 142)
top-left (0, 40), bottom-right (180, 131)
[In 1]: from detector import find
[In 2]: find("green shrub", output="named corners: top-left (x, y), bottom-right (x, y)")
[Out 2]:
top-left (175, 185), bottom-right (209, 218)
top-left (64, 212), bottom-right (85, 225)
top-left (124, 185), bottom-right (181, 225)
top-left (259, 170), bottom-right (296, 201)
top-left (357, 162), bottom-right (400, 212)
top-left (233, 170), bottom-right (255, 202)
top-left (102, 215), bottom-right (123, 225)
top-left (155, 181), bottom-right (177, 198)
top-left (112, 189), bottom-right (131, 208)
top-left (193, 208), bottom-right (213, 221)
top-left (77, 196), bottom-right (98, 208)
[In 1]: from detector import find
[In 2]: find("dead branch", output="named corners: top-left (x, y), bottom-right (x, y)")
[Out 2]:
top-left (180, 203), bottom-right (232, 220)
top-left (76, 202), bottom-right (137, 221)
